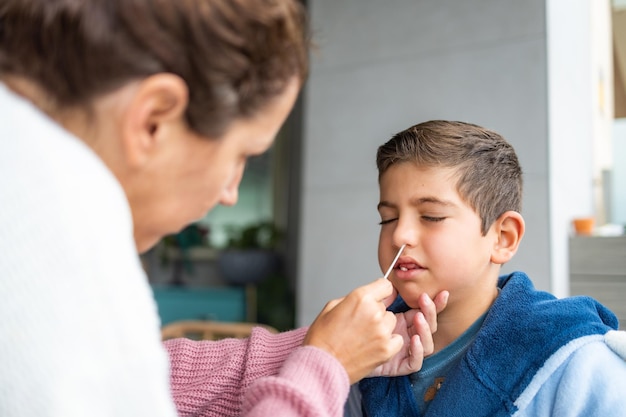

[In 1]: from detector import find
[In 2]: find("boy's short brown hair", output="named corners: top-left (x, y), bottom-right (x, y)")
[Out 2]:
top-left (376, 120), bottom-right (523, 235)
top-left (0, 0), bottom-right (309, 138)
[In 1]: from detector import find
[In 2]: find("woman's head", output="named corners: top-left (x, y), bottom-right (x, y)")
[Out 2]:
top-left (0, 0), bottom-right (309, 137)
top-left (1, 0), bottom-right (308, 252)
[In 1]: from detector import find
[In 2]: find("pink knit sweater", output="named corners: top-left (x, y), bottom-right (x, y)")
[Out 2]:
top-left (165, 326), bottom-right (350, 417)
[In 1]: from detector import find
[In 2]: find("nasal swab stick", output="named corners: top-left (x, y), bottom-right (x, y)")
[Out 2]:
top-left (383, 244), bottom-right (406, 280)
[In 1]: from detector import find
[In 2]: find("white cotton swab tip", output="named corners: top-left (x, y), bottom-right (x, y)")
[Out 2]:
top-left (383, 244), bottom-right (406, 280)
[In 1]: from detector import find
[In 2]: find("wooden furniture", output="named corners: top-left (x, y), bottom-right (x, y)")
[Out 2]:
top-left (161, 320), bottom-right (277, 341)
top-left (569, 235), bottom-right (626, 330)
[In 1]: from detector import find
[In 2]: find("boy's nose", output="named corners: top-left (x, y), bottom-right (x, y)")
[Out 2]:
top-left (393, 218), bottom-right (419, 248)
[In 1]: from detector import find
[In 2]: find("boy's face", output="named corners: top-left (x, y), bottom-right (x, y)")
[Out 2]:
top-left (377, 163), bottom-right (500, 309)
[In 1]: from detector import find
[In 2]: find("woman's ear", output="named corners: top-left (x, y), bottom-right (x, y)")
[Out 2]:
top-left (120, 73), bottom-right (189, 168)
top-left (490, 211), bottom-right (525, 265)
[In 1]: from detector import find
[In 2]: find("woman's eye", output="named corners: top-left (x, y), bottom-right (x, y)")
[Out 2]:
top-left (379, 218), bottom-right (397, 225)
top-left (422, 216), bottom-right (445, 222)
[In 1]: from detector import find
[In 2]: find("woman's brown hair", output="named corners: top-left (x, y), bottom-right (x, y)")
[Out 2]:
top-left (0, 0), bottom-right (309, 137)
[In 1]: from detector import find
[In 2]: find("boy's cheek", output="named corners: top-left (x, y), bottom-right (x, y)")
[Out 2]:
top-left (394, 289), bottom-right (421, 309)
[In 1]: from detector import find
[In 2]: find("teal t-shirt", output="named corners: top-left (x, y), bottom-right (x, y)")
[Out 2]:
top-left (408, 313), bottom-right (486, 415)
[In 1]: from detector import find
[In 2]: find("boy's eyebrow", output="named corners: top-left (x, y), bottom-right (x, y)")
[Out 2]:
top-left (377, 197), bottom-right (457, 211)
top-left (377, 201), bottom-right (396, 211)
top-left (412, 196), bottom-right (457, 207)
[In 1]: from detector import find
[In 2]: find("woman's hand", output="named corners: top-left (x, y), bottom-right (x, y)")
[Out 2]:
top-left (367, 290), bottom-right (449, 377)
top-left (303, 279), bottom-right (403, 384)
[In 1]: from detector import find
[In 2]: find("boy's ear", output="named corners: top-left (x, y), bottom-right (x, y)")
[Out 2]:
top-left (120, 73), bottom-right (189, 168)
top-left (490, 211), bottom-right (525, 265)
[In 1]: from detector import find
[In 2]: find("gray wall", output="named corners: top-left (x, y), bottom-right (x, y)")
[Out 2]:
top-left (296, 0), bottom-right (595, 325)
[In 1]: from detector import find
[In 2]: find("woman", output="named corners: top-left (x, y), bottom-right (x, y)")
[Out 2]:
top-left (0, 1), bottom-right (446, 416)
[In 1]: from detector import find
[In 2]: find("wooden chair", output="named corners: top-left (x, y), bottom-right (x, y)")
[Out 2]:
top-left (161, 320), bottom-right (278, 341)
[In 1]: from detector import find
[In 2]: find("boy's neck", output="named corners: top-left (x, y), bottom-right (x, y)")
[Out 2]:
top-left (431, 284), bottom-right (500, 353)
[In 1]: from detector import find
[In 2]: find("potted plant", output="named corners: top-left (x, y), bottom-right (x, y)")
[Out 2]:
top-left (152, 223), bottom-right (212, 286)
top-left (217, 221), bottom-right (282, 285)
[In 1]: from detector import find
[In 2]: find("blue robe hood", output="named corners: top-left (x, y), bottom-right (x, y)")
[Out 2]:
top-left (359, 271), bottom-right (618, 417)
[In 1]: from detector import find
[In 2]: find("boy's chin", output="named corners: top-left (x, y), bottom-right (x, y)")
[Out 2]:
top-left (395, 285), bottom-right (440, 309)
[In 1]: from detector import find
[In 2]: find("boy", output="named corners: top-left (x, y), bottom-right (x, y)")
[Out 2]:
top-left (347, 120), bottom-right (626, 416)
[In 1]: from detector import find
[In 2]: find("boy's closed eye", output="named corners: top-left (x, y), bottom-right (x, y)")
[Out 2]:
top-left (379, 217), bottom-right (398, 225)
top-left (422, 215), bottom-right (446, 222)
top-left (378, 215), bottom-right (446, 225)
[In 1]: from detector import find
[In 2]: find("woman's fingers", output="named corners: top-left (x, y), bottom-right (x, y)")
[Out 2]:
top-left (303, 279), bottom-right (401, 384)
top-left (304, 284), bottom-right (449, 383)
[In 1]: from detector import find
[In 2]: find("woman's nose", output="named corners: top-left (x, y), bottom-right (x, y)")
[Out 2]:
top-left (219, 163), bottom-right (245, 206)
top-left (219, 185), bottom-right (239, 206)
